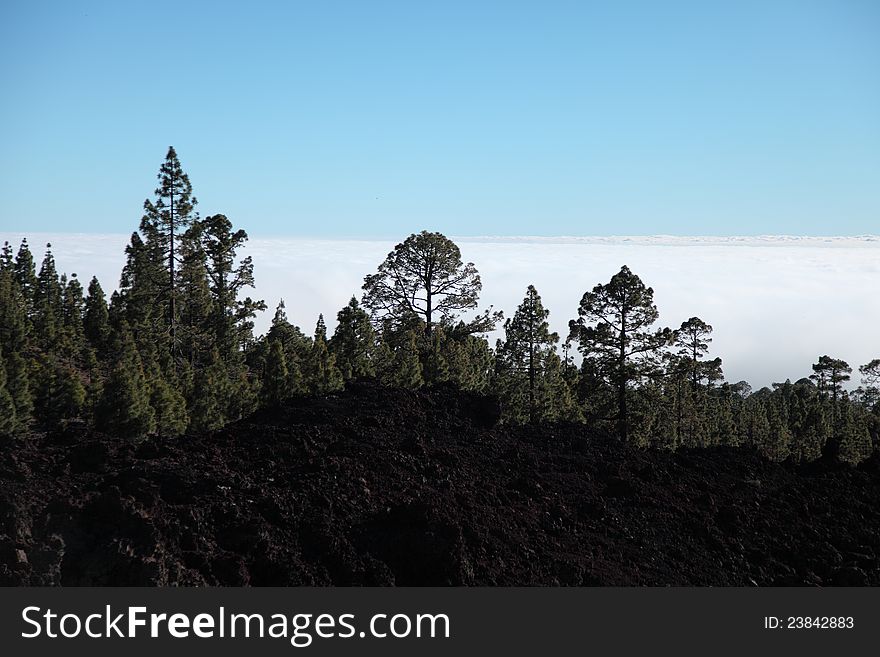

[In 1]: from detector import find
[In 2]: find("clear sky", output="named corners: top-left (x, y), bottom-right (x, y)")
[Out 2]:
top-left (1, 0), bottom-right (878, 237)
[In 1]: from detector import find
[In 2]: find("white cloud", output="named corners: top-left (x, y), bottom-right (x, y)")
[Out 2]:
top-left (2, 232), bottom-right (878, 389)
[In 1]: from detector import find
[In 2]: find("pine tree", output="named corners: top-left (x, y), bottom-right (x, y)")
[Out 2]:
top-left (13, 239), bottom-right (38, 315)
top-left (118, 231), bottom-right (163, 331)
top-left (33, 244), bottom-right (63, 352)
top-left (265, 300), bottom-right (312, 363)
top-left (0, 253), bottom-right (29, 357)
top-left (228, 366), bottom-right (259, 421)
top-left (496, 285), bottom-right (577, 423)
top-left (810, 355), bottom-right (852, 461)
top-left (84, 276), bottom-right (110, 355)
top-left (177, 223), bottom-right (214, 366)
top-left (38, 359), bottom-right (86, 430)
top-left (305, 316), bottom-right (344, 394)
top-left (422, 329), bottom-right (450, 384)
top-left (201, 213), bottom-right (265, 358)
top-left (59, 273), bottom-right (86, 363)
top-left (569, 266), bottom-right (673, 442)
top-left (838, 397), bottom-right (873, 464)
top-left (0, 241), bottom-right (12, 272)
top-left (441, 331), bottom-right (494, 392)
top-left (390, 330), bottom-right (424, 389)
top-left (329, 297), bottom-right (376, 382)
top-left (143, 356), bottom-right (188, 437)
top-left (188, 349), bottom-right (232, 432)
top-left (3, 351), bottom-right (32, 430)
top-left (0, 346), bottom-right (18, 436)
top-left (362, 231), bottom-right (499, 336)
top-left (139, 146), bottom-right (199, 357)
top-left (262, 338), bottom-right (291, 407)
top-left (373, 334), bottom-right (397, 386)
top-left (95, 325), bottom-right (155, 439)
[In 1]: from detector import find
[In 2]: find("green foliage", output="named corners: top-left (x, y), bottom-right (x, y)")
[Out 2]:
top-left (0, 251), bottom-right (29, 356)
top-left (201, 214), bottom-right (265, 358)
top-left (262, 338), bottom-right (292, 406)
top-left (305, 316), bottom-right (344, 394)
top-left (1, 149), bottom-right (874, 467)
top-left (13, 239), bottom-right (38, 314)
top-left (0, 346), bottom-right (19, 435)
top-left (33, 356), bottom-right (86, 430)
top-left (146, 363), bottom-right (188, 437)
top-left (329, 297), bottom-right (376, 382)
top-left (84, 276), bottom-right (110, 355)
top-left (33, 244), bottom-right (63, 351)
top-left (387, 330), bottom-right (424, 389)
top-left (362, 231), bottom-right (489, 336)
top-left (177, 223), bottom-right (214, 365)
top-left (496, 285), bottom-right (578, 424)
top-left (569, 266), bottom-right (673, 442)
top-left (188, 349), bottom-right (232, 432)
top-left (95, 326), bottom-right (155, 439)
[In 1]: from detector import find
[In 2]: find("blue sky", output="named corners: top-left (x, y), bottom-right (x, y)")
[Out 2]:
top-left (1, 0), bottom-right (878, 237)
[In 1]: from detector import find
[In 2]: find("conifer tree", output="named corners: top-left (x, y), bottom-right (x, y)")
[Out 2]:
top-left (188, 349), bottom-right (232, 432)
top-left (675, 317), bottom-right (723, 393)
top-left (201, 214), bottom-right (265, 358)
top-left (38, 359), bottom-right (86, 430)
top-left (0, 346), bottom-right (18, 435)
top-left (329, 297), bottom-right (376, 382)
top-left (3, 351), bottom-right (32, 430)
top-left (496, 285), bottom-right (577, 423)
top-left (442, 331), bottom-right (495, 392)
top-left (96, 325), bottom-right (155, 439)
top-left (810, 355), bottom-right (852, 461)
top-left (0, 241), bottom-right (12, 272)
top-left (84, 276), bottom-right (110, 355)
top-left (59, 273), bottom-right (86, 363)
top-left (569, 266), bottom-right (673, 441)
top-left (266, 300), bottom-right (312, 362)
top-left (139, 146), bottom-right (199, 357)
top-left (262, 338), bottom-right (291, 406)
top-left (422, 329), bottom-right (450, 384)
top-left (390, 330), bottom-right (424, 389)
top-left (117, 231), bottom-right (162, 332)
top-left (13, 239), bottom-right (38, 315)
top-left (177, 223), bottom-right (214, 366)
top-left (0, 253), bottom-right (29, 358)
top-left (362, 231), bottom-right (498, 336)
top-left (34, 244), bottom-right (63, 352)
top-left (858, 359), bottom-right (880, 409)
top-left (305, 315), bottom-right (344, 394)
top-left (228, 367), bottom-right (260, 421)
top-left (142, 356), bottom-right (188, 437)
top-left (373, 335), bottom-right (397, 386)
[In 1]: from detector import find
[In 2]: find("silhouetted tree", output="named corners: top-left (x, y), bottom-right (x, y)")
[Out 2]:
top-left (569, 266), bottom-right (672, 442)
top-left (362, 231), bottom-right (497, 336)
top-left (305, 315), bottom-right (344, 394)
top-left (329, 297), bottom-right (376, 382)
top-left (810, 355), bottom-right (851, 461)
top-left (139, 146), bottom-right (198, 356)
top-left (496, 285), bottom-right (578, 423)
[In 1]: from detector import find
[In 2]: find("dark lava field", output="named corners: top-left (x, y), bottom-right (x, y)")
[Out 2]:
top-left (1, 383), bottom-right (878, 586)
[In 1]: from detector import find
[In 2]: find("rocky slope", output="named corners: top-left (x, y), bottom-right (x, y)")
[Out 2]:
top-left (1, 383), bottom-right (878, 586)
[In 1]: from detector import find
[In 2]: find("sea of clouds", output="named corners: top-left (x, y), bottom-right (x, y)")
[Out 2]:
top-left (2, 233), bottom-right (878, 390)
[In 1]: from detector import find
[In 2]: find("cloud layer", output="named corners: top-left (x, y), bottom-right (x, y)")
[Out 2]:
top-left (3, 233), bottom-right (878, 389)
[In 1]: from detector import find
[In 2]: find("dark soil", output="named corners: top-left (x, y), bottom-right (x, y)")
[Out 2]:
top-left (2, 383), bottom-right (879, 586)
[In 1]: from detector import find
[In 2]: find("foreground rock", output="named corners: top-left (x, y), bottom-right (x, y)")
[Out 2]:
top-left (1, 383), bottom-right (878, 586)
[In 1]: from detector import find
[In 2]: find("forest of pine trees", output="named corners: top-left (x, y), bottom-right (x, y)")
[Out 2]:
top-left (1, 148), bottom-right (877, 464)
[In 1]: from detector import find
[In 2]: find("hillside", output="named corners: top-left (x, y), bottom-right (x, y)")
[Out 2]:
top-left (1, 383), bottom-right (878, 586)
